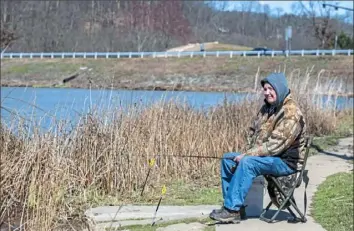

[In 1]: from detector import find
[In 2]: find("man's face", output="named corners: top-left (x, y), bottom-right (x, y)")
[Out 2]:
top-left (263, 83), bottom-right (277, 105)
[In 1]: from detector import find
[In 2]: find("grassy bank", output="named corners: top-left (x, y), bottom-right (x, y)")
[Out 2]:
top-left (312, 172), bottom-right (353, 231)
top-left (1, 75), bottom-right (353, 230)
top-left (1, 56), bottom-right (353, 94)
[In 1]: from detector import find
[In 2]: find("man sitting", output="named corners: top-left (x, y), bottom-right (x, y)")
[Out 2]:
top-left (209, 73), bottom-right (307, 224)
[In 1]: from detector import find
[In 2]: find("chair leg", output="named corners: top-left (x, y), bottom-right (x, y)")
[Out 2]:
top-left (262, 176), bottom-right (308, 224)
top-left (287, 207), bottom-right (296, 218)
top-left (287, 197), bottom-right (307, 223)
top-left (260, 188), bottom-right (296, 223)
top-left (274, 188), bottom-right (307, 223)
top-left (259, 201), bottom-right (273, 223)
top-left (286, 207), bottom-right (301, 223)
top-left (270, 180), bottom-right (308, 222)
top-left (267, 194), bottom-right (293, 223)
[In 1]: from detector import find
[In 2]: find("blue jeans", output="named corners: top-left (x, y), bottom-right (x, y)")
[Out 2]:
top-left (221, 152), bottom-right (295, 211)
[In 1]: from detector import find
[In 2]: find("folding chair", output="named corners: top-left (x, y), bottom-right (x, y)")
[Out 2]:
top-left (259, 136), bottom-right (313, 223)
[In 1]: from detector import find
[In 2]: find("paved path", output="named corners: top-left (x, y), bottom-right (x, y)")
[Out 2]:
top-left (166, 42), bottom-right (219, 52)
top-left (216, 137), bottom-right (353, 231)
top-left (85, 137), bottom-right (353, 231)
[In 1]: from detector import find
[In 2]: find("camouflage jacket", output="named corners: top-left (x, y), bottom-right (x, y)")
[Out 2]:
top-left (245, 94), bottom-right (307, 170)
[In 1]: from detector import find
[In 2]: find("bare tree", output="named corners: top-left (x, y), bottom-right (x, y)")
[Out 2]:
top-left (1, 0), bottom-right (352, 52)
top-left (0, 1), bottom-right (18, 51)
top-left (0, 24), bottom-right (17, 51)
top-left (292, 1), bottom-right (338, 48)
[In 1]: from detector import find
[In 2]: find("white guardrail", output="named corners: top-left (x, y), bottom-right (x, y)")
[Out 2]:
top-left (0, 49), bottom-right (353, 59)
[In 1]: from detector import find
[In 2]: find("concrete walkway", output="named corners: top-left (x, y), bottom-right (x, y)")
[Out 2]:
top-left (86, 137), bottom-right (353, 231)
top-left (216, 137), bottom-right (353, 231)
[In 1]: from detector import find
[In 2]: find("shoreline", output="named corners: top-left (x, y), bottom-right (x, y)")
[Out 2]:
top-left (1, 83), bottom-right (353, 98)
top-left (1, 56), bottom-right (353, 98)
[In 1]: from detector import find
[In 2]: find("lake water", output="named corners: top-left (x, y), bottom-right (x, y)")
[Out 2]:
top-left (0, 87), bottom-right (254, 130)
top-left (1, 87), bottom-right (353, 131)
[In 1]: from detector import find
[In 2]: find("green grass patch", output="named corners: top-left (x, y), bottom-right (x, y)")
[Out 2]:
top-left (105, 217), bottom-right (214, 231)
top-left (205, 43), bottom-right (252, 51)
top-left (312, 172), bottom-right (353, 231)
top-left (132, 180), bottom-right (221, 206)
top-left (310, 112), bottom-right (353, 156)
top-left (310, 136), bottom-right (340, 156)
top-left (335, 112), bottom-right (354, 137)
top-left (3, 62), bottom-right (79, 76)
top-left (6, 64), bottom-right (30, 74)
top-left (158, 180), bottom-right (222, 205)
top-left (84, 179), bottom-right (222, 208)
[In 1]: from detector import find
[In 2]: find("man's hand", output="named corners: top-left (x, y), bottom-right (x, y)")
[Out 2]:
top-left (234, 154), bottom-right (245, 163)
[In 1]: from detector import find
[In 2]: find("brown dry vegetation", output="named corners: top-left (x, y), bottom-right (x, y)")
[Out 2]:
top-left (1, 56), bottom-right (353, 94)
top-left (1, 73), bottom-right (353, 230)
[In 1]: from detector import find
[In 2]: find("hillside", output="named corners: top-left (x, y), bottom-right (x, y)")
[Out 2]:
top-left (1, 1), bottom-right (353, 53)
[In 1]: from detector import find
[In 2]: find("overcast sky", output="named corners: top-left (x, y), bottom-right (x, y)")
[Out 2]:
top-left (210, 1), bottom-right (354, 23)
top-left (258, 1), bottom-right (353, 14)
top-left (214, 1), bottom-right (354, 15)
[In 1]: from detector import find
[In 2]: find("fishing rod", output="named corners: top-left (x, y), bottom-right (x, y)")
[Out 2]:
top-left (154, 154), bottom-right (235, 160)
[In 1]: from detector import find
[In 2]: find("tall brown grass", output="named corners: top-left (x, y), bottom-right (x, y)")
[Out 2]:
top-left (0, 69), bottom-right (352, 230)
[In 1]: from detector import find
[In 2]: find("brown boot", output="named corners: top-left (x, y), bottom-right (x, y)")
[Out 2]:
top-left (212, 205), bottom-right (247, 220)
top-left (209, 207), bottom-right (241, 224)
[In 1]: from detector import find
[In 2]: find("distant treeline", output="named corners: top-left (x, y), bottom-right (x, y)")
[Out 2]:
top-left (1, 1), bottom-right (353, 52)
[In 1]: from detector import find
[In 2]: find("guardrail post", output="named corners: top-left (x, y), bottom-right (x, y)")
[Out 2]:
top-left (3, 49), bottom-right (343, 60)
top-left (348, 50), bottom-right (351, 56)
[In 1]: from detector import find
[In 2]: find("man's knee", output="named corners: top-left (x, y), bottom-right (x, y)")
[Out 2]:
top-left (220, 152), bottom-right (238, 173)
top-left (222, 152), bottom-right (240, 159)
top-left (238, 155), bottom-right (257, 168)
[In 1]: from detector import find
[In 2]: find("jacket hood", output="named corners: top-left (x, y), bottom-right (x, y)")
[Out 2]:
top-left (261, 73), bottom-right (290, 108)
